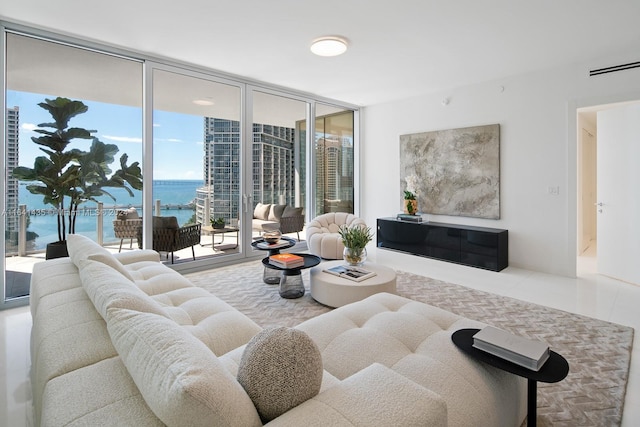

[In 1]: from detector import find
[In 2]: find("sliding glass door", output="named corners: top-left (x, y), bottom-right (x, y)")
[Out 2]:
top-left (151, 68), bottom-right (243, 265)
top-left (249, 90), bottom-right (308, 241)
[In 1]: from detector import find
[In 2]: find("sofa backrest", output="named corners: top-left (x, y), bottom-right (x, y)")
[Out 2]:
top-left (106, 305), bottom-right (262, 427)
top-left (153, 215), bottom-right (179, 229)
top-left (67, 233), bottom-right (136, 281)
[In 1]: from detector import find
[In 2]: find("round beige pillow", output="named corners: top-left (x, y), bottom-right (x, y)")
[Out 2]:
top-left (237, 326), bottom-right (323, 422)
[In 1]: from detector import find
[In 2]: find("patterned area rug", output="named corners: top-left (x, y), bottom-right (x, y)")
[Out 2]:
top-left (186, 261), bottom-right (634, 427)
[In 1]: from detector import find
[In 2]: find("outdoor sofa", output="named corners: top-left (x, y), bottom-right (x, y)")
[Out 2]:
top-left (252, 202), bottom-right (304, 239)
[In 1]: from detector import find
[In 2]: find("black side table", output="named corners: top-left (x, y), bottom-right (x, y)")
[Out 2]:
top-left (262, 253), bottom-right (321, 299)
top-left (451, 328), bottom-right (569, 427)
top-left (251, 237), bottom-right (297, 284)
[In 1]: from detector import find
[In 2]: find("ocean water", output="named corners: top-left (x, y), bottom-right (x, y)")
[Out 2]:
top-left (14, 180), bottom-right (203, 250)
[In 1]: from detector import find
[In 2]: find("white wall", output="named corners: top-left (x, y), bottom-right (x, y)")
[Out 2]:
top-left (361, 48), bottom-right (640, 277)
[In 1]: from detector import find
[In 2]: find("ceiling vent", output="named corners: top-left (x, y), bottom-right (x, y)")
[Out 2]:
top-left (589, 61), bottom-right (640, 77)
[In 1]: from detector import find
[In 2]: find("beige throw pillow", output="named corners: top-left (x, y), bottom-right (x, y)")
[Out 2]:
top-left (253, 203), bottom-right (271, 220)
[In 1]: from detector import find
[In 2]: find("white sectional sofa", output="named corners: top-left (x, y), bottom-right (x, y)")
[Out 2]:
top-left (30, 234), bottom-right (526, 426)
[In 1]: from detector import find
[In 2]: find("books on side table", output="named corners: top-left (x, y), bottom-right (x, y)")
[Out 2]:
top-left (257, 239), bottom-right (290, 250)
top-left (472, 326), bottom-right (550, 371)
top-left (323, 265), bottom-right (377, 282)
top-left (268, 253), bottom-right (304, 268)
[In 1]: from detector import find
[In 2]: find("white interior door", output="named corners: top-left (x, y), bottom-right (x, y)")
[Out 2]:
top-left (596, 103), bottom-right (640, 285)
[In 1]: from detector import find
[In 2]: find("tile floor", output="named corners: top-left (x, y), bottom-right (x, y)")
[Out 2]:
top-left (1, 246), bottom-right (638, 426)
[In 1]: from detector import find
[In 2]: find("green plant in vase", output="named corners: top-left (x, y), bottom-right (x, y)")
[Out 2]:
top-left (210, 217), bottom-right (226, 229)
top-left (338, 224), bottom-right (373, 266)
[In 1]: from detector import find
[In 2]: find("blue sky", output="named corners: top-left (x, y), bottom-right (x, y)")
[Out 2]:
top-left (8, 91), bottom-right (206, 180)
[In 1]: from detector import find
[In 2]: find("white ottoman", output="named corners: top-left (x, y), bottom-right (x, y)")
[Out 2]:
top-left (310, 260), bottom-right (397, 308)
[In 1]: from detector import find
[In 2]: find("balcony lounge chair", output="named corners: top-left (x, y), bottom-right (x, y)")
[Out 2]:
top-left (152, 216), bottom-right (201, 263)
top-left (113, 207), bottom-right (142, 252)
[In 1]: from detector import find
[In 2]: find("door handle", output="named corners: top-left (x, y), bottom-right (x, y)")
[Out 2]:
top-left (595, 202), bottom-right (604, 206)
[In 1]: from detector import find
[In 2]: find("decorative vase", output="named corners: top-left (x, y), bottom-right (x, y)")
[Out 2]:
top-left (212, 222), bottom-right (226, 229)
top-left (404, 199), bottom-right (418, 215)
top-left (263, 228), bottom-right (282, 244)
top-left (343, 247), bottom-right (367, 266)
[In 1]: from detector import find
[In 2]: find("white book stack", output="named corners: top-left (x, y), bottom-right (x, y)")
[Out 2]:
top-left (472, 326), bottom-right (550, 371)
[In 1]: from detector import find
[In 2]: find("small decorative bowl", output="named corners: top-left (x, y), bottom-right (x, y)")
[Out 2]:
top-left (263, 229), bottom-right (282, 244)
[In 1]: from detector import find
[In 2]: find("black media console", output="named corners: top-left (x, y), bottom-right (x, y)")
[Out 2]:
top-left (376, 217), bottom-right (508, 272)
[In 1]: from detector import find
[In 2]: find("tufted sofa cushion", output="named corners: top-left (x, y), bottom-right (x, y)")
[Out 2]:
top-left (264, 363), bottom-right (448, 427)
top-left (237, 327), bottom-right (323, 422)
top-left (295, 292), bottom-right (527, 427)
top-left (306, 213), bottom-right (367, 259)
top-left (151, 287), bottom-right (262, 356)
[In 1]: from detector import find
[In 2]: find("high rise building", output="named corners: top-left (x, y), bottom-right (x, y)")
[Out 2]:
top-left (6, 107), bottom-right (20, 233)
top-left (196, 118), bottom-right (296, 225)
top-left (195, 114), bottom-right (354, 226)
top-left (315, 136), bottom-right (354, 214)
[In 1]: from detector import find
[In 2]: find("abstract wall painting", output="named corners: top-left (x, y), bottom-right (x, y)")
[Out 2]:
top-left (399, 124), bottom-right (500, 219)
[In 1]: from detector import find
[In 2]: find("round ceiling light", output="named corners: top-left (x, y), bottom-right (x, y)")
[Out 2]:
top-left (310, 37), bottom-right (348, 57)
top-left (193, 99), bottom-right (215, 106)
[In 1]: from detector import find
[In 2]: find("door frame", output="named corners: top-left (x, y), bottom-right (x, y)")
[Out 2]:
top-left (571, 92), bottom-right (640, 277)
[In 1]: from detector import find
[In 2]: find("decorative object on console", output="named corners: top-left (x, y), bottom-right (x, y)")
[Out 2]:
top-left (338, 224), bottom-right (373, 266)
top-left (399, 124), bottom-right (500, 219)
top-left (403, 174), bottom-right (419, 214)
top-left (397, 213), bottom-right (423, 223)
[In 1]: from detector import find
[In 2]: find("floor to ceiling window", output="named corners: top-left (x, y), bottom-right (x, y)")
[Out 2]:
top-left (3, 32), bottom-right (143, 307)
top-left (151, 68), bottom-right (243, 264)
top-left (1, 24), bottom-right (359, 309)
top-left (313, 105), bottom-right (355, 215)
top-left (251, 90), bottom-right (308, 240)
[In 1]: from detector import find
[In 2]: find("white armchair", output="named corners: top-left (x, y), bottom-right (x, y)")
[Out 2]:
top-left (306, 212), bottom-right (366, 259)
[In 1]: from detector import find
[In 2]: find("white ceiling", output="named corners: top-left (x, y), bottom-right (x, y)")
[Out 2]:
top-left (1, 0), bottom-right (640, 107)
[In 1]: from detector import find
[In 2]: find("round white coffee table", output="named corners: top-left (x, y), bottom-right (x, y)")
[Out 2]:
top-left (310, 260), bottom-right (397, 308)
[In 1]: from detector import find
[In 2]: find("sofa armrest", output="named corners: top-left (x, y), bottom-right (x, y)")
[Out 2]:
top-left (113, 249), bottom-right (161, 264)
top-left (265, 363), bottom-right (447, 427)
